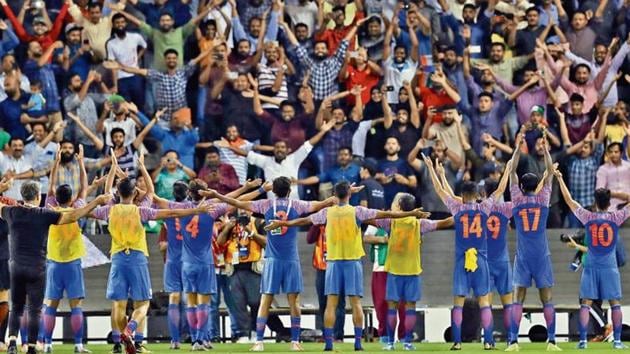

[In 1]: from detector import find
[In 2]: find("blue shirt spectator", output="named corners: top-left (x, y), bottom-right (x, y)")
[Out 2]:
top-left (137, 111), bottom-right (199, 169)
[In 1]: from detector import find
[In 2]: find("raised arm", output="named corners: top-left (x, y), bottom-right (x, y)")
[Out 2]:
top-left (199, 189), bottom-right (253, 212)
top-left (264, 216), bottom-right (314, 231)
top-left (542, 133), bottom-right (554, 184)
top-left (57, 194), bottom-right (111, 224)
top-left (76, 145), bottom-right (88, 201)
top-left (132, 109), bottom-right (162, 150)
top-left (421, 153), bottom-right (448, 202)
top-left (67, 112), bottom-right (105, 151)
top-left (553, 166), bottom-right (580, 212)
top-left (491, 159), bottom-right (512, 201)
top-left (48, 150), bottom-right (62, 197)
top-left (509, 132), bottom-right (524, 186)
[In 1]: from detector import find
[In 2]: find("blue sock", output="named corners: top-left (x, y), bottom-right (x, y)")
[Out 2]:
top-left (167, 303), bottom-right (181, 343)
top-left (386, 309), bottom-right (397, 344)
top-left (543, 303), bottom-right (556, 343)
top-left (38, 305), bottom-right (46, 343)
top-left (451, 306), bottom-right (463, 344)
top-left (480, 306), bottom-right (494, 345)
top-left (256, 316), bottom-right (267, 342)
top-left (323, 328), bottom-right (333, 350)
top-left (578, 305), bottom-right (590, 342)
top-left (70, 307), bottom-right (84, 345)
top-left (354, 327), bottom-right (362, 349)
top-left (126, 320), bottom-right (138, 334)
top-left (134, 332), bottom-right (144, 345)
top-left (290, 317), bottom-right (300, 342)
top-left (112, 330), bottom-right (121, 344)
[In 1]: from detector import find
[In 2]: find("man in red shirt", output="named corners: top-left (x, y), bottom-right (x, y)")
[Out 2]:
top-left (340, 47), bottom-right (382, 105)
top-left (0, 0), bottom-right (68, 51)
top-left (416, 68), bottom-right (461, 123)
top-left (315, 1), bottom-right (364, 55)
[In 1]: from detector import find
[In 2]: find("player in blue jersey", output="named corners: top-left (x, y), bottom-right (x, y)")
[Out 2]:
top-left (555, 168), bottom-right (630, 350)
top-left (202, 177), bottom-right (334, 351)
top-left (423, 154), bottom-right (494, 350)
top-left (157, 181), bottom-right (189, 349)
top-left (165, 180), bottom-right (229, 351)
top-left (506, 134), bottom-right (560, 352)
top-left (439, 158), bottom-right (519, 347)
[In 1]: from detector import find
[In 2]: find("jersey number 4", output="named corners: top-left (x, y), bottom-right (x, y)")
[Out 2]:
top-left (460, 213), bottom-right (483, 239)
top-left (186, 216), bottom-right (200, 239)
top-left (518, 208), bottom-right (541, 232)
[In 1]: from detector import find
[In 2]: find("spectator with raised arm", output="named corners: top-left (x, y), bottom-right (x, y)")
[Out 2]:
top-left (231, 0), bottom-right (279, 55)
top-left (282, 16), bottom-right (366, 102)
top-left (383, 13), bottom-right (418, 105)
top-left (565, 109), bottom-right (610, 227)
top-left (106, 13), bottom-right (148, 108)
top-left (197, 147), bottom-right (240, 194)
top-left (0, 0), bottom-right (68, 51)
top-left (22, 40), bottom-right (64, 142)
top-left (104, 48), bottom-right (212, 126)
top-left (315, 0), bottom-right (364, 55)
top-left (63, 71), bottom-right (109, 158)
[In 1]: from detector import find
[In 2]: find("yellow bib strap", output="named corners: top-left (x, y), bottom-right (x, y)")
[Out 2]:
top-left (464, 248), bottom-right (478, 272)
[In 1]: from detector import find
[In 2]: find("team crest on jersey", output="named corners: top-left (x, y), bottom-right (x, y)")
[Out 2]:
top-left (270, 210), bottom-right (289, 236)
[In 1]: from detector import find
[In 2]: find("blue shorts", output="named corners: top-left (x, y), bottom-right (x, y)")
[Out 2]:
top-left (45, 259), bottom-right (85, 300)
top-left (385, 274), bottom-right (421, 302)
top-left (106, 251), bottom-right (152, 301)
top-left (513, 255), bottom-right (554, 289)
top-left (163, 261), bottom-right (183, 293)
top-left (325, 260), bottom-right (363, 297)
top-left (452, 258), bottom-right (490, 297)
top-left (182, 262), bottom-right (216, 295)
top-left (580, 267), bottom-right (622, 301)
top-left (488, 260), bottom-right (513, 296)
top-left (261, 258), bottom-right (303, 294)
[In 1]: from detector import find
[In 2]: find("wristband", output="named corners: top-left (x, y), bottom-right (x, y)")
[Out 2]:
top-left (257, 186), bottom-right (266, 194)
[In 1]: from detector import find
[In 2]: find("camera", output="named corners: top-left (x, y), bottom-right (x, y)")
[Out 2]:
top-left (559, 229), bottom-right (584, 244)
top-left (214, 53), bottom-right (224, 61)
top-left (32, 0), bottom-right (44, 10)
top-left (237, 214), bottom-right (251, 226)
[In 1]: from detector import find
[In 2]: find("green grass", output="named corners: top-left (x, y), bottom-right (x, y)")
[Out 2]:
top-left (43, 342), bottom-right (626, 353)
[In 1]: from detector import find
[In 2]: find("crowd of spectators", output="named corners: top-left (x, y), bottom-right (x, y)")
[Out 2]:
top-left (1, 0), bottom-right (630, 342)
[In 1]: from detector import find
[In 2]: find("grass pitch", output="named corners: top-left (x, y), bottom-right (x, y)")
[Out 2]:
top-left (44, 342), bottom-right (627, 353)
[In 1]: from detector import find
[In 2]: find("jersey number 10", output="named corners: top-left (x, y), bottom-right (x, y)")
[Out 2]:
top-left (589, 223), bottom-right (613, 247)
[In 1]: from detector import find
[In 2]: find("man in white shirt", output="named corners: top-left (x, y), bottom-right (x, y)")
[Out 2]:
top-left (244, 120), bottom-right (334, 199)
top-left (106, 13), bottom-right (147, 108)
top-left (0, 138), bottom-right (34, 200)
top-left (24, 122), bottom-right (63, 196)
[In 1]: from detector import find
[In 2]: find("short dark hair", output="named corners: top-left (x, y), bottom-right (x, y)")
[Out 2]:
top-left (397, 193), bottom-right (416, 212)
top-left (163, 48), bottom-right (179, 57)
top-left (9, 137), bottom-right (23, 146)
top-left (332, 5), bottom-right (345, 13)
top-left (60, 139), bottom-right (75, 149)
top-left (172, 180), bottom-right (189, 202)
top-left (461, 181), bottom-right (478, 198)
top-left (164, 149), bottom-right (179, 157)
top-left (463, 3), bottom-right (476, 11)
top-left (334, 181), bottom-right (351, 200)
top-left (117, 178), bottom-right (136, 199)
top-left (87, 2), bottom-right (102, 10)
top-left (338, 146), bottom-right (352, 155)
top-left (574, 63), bottom-right (591, 72)
top-left (525, 6), bottom-right (539, 15)
top-left (20, 181), bottom-right (40, 202)
top-left (55, 184), bottom-right (73, 205)
top-left (483, 179), bottom-right (499, 197)
top-left (30, 79), bottom-right (42, 88)
top-left (205, 146), bottom-right (220, 156)
top-left (362, 158), bottom-right (378, 176)
top-left (294, 23), bottom-right (309, 31)
top-left (279, 100), bottom-right (296, 110)
top-left (31, 122), bottom-right (47, 131)
top-left (594, 188), bottom-right (611, 210)
top-left (490, 42), bottom-right (506, 50)
top-left (478, 92), bottom-right (494, 100)
top-left (112, 13), bottom-right (125, 22)
top-left (272, 177), bottom-right (292, 198)
top-left (188, 179), bottom-right (208, 201)
top-left (110, 127), bottom-right (126, 140)
top-left (570, 93), bottom-right (585, 103)
top-left (159, 11), bottom-right (174, 20)
top-left (520, 173), bottom-right (540, 193)
top-left (607, 142), bottom-right (623, 152)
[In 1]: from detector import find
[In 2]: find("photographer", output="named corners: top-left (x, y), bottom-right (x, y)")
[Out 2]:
top-left (217, 210), bottom-right (266, 343)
